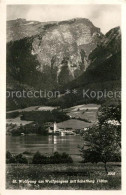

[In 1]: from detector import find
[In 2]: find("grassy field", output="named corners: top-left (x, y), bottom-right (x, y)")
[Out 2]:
top-left (6, 162), bottom-right (121, 190)
top-left (6, 104), bottom-right (100, 129)
top-left (65, 104), bottom-right (100, 123)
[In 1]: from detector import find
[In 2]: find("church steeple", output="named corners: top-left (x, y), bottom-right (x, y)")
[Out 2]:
top-left (54, 122), bottom-right (57, 133)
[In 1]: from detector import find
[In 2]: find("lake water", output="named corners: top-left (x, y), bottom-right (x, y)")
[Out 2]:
top-left (6, 134), bottom-right (85, 161)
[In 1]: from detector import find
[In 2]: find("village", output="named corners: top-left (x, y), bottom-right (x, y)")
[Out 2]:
top-left (47, 121), bottom-right (88, 135)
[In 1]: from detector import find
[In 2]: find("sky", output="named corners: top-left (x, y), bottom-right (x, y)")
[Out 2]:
top-left (7, 5), bottom-right (121, 34)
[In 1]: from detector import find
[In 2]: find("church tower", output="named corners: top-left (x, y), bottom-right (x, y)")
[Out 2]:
top-left (54, 122), bottom-right (57, 133)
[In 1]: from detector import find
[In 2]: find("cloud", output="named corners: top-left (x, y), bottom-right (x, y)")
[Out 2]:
top-left (89, 5), bottom-right (121, 33)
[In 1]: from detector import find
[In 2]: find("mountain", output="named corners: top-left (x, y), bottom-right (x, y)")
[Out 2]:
top-left (6, 18), bottom-right (121, 110)
top-left (66, 26), bottom-right (121, 88)
top-left (7, 18), bottom-right (103, 88)
top-left (7, 18), bottom-right (46, 42)
top-left (58, 26), bottom-right (121, 106)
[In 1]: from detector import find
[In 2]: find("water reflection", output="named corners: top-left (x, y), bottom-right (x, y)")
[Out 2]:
top-left (53, 135), bottom-right (57, 153)
top-left (6, 135), bottom-right (82, 157)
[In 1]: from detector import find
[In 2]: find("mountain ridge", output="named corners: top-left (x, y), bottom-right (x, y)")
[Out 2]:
top-left (7, 17), bottom-right (104, 87)
top-left (7, 17), bottom-right (102, 42)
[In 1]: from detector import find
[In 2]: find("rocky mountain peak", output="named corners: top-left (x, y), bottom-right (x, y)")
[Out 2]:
top-left (7, 18), bottom-right (104, 87)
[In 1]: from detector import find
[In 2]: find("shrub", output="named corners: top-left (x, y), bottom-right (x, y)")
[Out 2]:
top-left (6, 151), bottom-right (17, 164)
top-left (15, 154), bottom-right (28, 164)
top-left (6, 151), bottom-right (28, 164)
top-left (32, 151), bottom-right (47, 164)
top-left (23, 151), bottom-right (31, 155)
top-left (6, 151), bottom-right (12, 159)
top-left (10, 123), bottom-right (48, 136)
top-left (32, 151), bottom-right (73, 164)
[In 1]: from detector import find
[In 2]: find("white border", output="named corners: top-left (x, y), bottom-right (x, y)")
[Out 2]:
top-left (5, 0), bottom-right (125, 5)
top-left (0, 0), bottom-right (126, 195)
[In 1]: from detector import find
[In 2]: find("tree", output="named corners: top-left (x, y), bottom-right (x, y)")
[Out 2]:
top-left (80, 123), bottom-right (121, 173)
top-left (98, 103), bottom-right (121, 124)
top-left (98, 103), bottom-right (121, 147)
top-left (7, 38), bottom-right (39, 85)
top-left (80, 103), bottom-right (121, 173)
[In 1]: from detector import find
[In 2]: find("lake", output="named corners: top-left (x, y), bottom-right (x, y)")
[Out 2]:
top-left (6, 134), bottom-right (86, 161)
top-left (6, 104), bottom-right (100, 161)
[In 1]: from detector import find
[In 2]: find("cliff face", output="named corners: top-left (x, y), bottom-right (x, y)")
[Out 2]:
top-left (88, 26), bottom-right (121, 70)
top-left (7, 18), bottom-right (103, 86)
top-left (66, 26), bottom-right (121, 92)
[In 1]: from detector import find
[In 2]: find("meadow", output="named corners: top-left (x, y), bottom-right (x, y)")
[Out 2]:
top-left (6, 162), bottom-right (121, 190)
